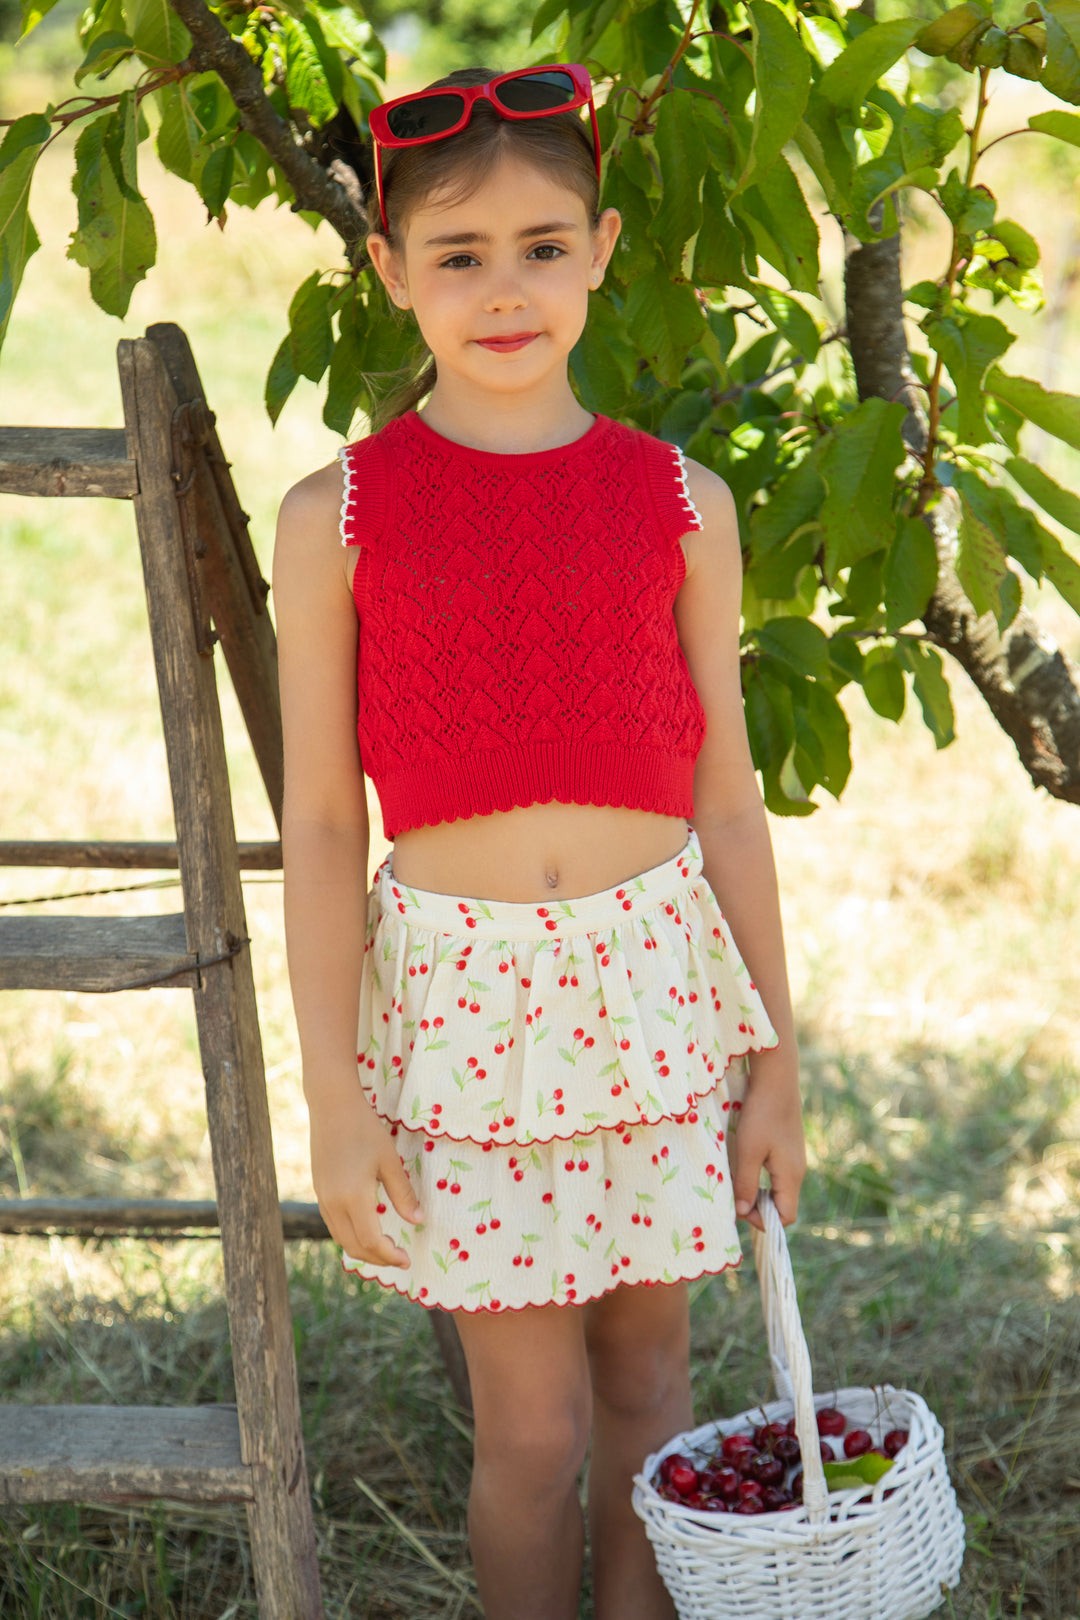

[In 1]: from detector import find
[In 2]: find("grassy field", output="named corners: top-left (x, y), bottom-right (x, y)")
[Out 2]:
top-left (1, 48), bottom-right (1080, 1620)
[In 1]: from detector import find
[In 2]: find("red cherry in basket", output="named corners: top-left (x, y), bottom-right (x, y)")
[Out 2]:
top-left (668, 1463), bottom-right (700, 1497)
top-left (843, 1429), bottom-right (874, 1459)
top-left (790, 1471), bottom-right (803, 1500)
top-left (783, 1418), bottom-right (798, 1438)
top-left (884, 1429), bottom-right (909, 1458)
top-left (753, 1421), bottom-right (788, 1450)
top-left (734, 1497), bottom-right (765, 1514)
top-left (761, 1486), bottom-right (793, 1511)
top-left (658, 1453), bottom-right (696, 1486)
top-left (656, 1483), bottom-right (682, 1502)
top-left (816, 1407), bottom-right (847, 1437)
top-left (819, 1441), bottom-right (836, 1464)
top-left (737, 1478), bottom-right (762, 1501)
top-left (720, 1434), bottom-right (756, 1465)
top-left (747, 1454), bottom-right (784, 1487)
top-left (774, 1435), bottom-right (801, 1465)
top-left (710, 1468), bottom-right (741, 1500)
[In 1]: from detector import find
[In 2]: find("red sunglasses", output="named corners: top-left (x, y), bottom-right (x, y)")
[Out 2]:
top-left (368, 65), bottom-right (602, 234)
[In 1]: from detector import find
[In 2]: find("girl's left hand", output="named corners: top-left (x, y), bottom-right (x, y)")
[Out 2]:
top-left (730, 1046), bottom-right (806, 1231)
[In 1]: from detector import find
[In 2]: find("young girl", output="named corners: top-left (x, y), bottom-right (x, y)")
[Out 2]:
top-left (274, 63), bottom-right (805, 1620)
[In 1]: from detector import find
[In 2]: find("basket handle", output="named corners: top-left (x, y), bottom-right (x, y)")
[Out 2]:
top-left (750, 1190), bottom-right (829, 1523)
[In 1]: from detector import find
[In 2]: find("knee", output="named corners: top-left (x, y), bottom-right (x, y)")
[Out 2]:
top-left (588, 1309), bottom-right (690, 1423)
top-left (474, 1391), bottom-right (592, 1495)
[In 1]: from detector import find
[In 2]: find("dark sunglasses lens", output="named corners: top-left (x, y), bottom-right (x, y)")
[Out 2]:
top-left (386, 93), bottom-right (466, 140)
top-left (496, 71), bottom-right (577, 113)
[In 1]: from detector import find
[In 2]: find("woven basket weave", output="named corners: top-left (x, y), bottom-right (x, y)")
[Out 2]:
top-left (632, 1192), bottom-right (966, 1620)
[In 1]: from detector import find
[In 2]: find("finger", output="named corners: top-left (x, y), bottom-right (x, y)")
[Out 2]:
top-left (768, 1172), bottom-right (801, 1228)
top-left (732, 1145), bottom-right (764, 1225)
top-left (380, 1148), bottom-right (424, 1225)
top-left (322, 1202), bottom-right (412, 1270)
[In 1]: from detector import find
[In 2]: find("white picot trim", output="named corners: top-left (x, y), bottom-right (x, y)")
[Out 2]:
top-left (671, 444), bottom-right (705, 532)
top-left (337, 444), bottom-right (353, 548)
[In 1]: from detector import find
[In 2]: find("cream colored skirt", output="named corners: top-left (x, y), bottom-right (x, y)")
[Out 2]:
top-left (342, 828), bottom-right (778, 1313)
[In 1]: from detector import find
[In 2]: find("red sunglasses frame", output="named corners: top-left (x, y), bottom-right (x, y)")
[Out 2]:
top-left (368, 64), bottom-right (602, 234)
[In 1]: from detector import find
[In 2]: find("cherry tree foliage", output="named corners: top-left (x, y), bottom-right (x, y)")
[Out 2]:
top-left (4, 0), bottom-right (1080, 809)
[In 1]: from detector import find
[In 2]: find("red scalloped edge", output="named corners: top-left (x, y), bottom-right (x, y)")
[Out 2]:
top-left (359, 1033), bottom-right (777, 1148)
top-left (339, 1253), bottom-right (743, 1314)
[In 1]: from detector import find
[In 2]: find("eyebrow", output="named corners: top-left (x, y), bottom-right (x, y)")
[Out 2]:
top-left (422, 221), bottom-right (581, 248)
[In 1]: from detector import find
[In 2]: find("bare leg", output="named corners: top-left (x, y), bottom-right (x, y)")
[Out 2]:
top-left (585, 1282), bottom-right (693, 1620)
top-left (454, 1303), bottom-right (592, 1620)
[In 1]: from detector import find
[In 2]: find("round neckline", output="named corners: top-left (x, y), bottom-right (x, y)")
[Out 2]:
top-left (405, 409), bottom-right (609, 466)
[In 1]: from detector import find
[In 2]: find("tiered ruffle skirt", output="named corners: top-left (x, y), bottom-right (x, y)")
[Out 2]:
top-left (342, 828), bottom-right (778, 1312)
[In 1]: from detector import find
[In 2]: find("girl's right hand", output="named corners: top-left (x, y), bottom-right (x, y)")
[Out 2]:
top-left (309, 1091), bottom-right (424, 1269)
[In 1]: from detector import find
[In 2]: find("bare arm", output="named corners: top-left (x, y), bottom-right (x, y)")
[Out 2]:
top-left (274, 464), bottom-right (421, 1266)
top-left (673, 464), bottom-right (806, 1229)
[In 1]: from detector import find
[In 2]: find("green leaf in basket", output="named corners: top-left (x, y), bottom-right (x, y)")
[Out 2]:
top-left (822, 1453), bottom-right (894, 1491)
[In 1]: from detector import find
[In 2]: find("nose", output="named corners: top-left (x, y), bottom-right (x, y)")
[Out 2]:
top-left (482, 260), bottom-right (528, 312)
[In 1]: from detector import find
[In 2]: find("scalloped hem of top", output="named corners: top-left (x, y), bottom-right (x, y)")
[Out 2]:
top-left (339, 1253), bottom-right (744, 1314)
top-left (361, 1033), bottom-right (775, 1148)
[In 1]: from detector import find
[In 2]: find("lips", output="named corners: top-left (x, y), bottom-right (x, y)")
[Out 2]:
top-left (475, 333), bottom-right (539, 352)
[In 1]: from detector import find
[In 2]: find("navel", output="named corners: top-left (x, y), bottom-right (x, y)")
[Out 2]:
top-left (545, 867), bottom-right (560, 890)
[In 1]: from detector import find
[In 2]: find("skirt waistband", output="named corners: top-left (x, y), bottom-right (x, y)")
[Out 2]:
top-left (375, 828), bottom-right (704, 941)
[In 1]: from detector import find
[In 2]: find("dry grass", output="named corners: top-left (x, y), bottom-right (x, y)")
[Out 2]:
top-left (1, 59), bottom-right (1080, 1620)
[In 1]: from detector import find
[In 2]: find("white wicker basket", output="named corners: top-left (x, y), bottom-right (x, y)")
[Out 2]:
top-left (632, 1192), bottom-right (965, 1620)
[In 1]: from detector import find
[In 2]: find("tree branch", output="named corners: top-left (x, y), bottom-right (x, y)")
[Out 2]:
top-left (166, 0), bottom-right (367, 261)
top-left (844, 225), bottom-right (1080, 805)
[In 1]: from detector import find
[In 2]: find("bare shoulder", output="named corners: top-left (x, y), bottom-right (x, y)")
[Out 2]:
top-left (276, 459), bottom-right (346, 555)
top-left (680, 455), bottom-right (741, 581)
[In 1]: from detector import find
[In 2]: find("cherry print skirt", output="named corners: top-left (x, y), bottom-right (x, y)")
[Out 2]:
top-left (342, 827), bottom-right (779, 1313)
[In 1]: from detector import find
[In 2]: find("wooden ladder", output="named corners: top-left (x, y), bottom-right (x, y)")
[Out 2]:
top-left (0, 325), bottom-right (323, 1618)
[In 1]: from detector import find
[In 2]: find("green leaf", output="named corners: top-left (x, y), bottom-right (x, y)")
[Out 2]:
top-left (794, 90), bottom-right (852, 216)
top-left (1036, 0), bottom-right (1080, 103)
top-left (823, 1452), bottom-right (894, 1490)
top-left (738, 0), bottom-right (810, 191)
top-left (266, 336), bottom-right (300, 427)
top-left (900, 103), bottom-right (966, 171)
top-left (651, 91), bottom-right (706, 270)
top-left (156, 81), bottom-right (206, 184)
top-left (198, 145), bottom-right (234, 218)
top-left (750, 283), bottom-right (820, 362)
top-left (18, 0), bottom-right (61, 36)
top-left (624, 271), bottom-right (703, 387)
top-left (757, 616), bottom-right (829, 679)
top-left (0, 114), bottom-right (50, 352)
top-left (1005, 456), bottom-right (1080, 536)
top-left (915, 0), bottom-right (991, 56)
top-left (571, 294), bottom-right (636, 415)
top-left (901, 641), bottom-right (955, 747)
top-left (74, 30), bottom-right (133, 85)
top-left (862, 648), bottom-right (906, 720)
top-left (749, 453), bottom-right (826, 553)
top-left (67, 96), bottom-right (156, 318)
top-left (531, 0), bottom-right (566, 42)
top-left (693, 171), bottom-right (747, 288)
top-left (936, 169), bottom-right (997, 235)
top-left (955, 481), bottom-right (1009, 618)
top-left (735, 156), bottom-right (820, 296)
top-left (309, 0), bottom-right (384, 69)
top-left (819, 18), bottom-right (922, 114)
top-left (818, 398), bottom-right (907, 580)
top-left (604, 162), bottom-right (656, 282)
top-left (280, 15), bottom-right (339, 127)
top-left (288, 271), bottom-right (334, 383)
top-left (884, 516), bottom-right (938, 632)
top-left (803, 680), bottom-right (852, 796)
top-left (1028, 108), bottom-right (1080, 146)
top-left (985, 368), bottom-right (1080, 451)
top-left (127, 0), bottom-right (190, 68)
top-left (923, 312), bottom-right (1014, 446)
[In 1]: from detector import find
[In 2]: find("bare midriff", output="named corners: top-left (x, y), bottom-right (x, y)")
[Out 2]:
top-left (390, 803), bottom-right (690, 904)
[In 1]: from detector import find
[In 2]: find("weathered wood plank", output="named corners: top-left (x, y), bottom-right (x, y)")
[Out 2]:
top-left (148, 324), bottom-right (284, 829)
top-left (0, 840), bottom-right (282, 870)
top-left (0, 914), bottom-right (197, 991)
top-left (0, 1406), bottom-right (253, 1505)
top-left (120, 336), bottom-right (323, 1618)
top-left (0, 427), bottom-right (137, 497)
top-left (0, 1198), bottom-right (329, 1240)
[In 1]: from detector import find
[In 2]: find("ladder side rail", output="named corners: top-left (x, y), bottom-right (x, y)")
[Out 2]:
top-left (119, 336), bottom-right (323, 1620)
top-left (148, 323), bottom-right (284, 829)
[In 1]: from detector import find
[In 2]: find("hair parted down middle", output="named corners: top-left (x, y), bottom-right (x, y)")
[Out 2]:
top-left (366, 66), bottom-right (603, 426)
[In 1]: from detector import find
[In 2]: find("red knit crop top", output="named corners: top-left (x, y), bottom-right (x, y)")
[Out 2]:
top-left (338, 410), bottom-right (707, 839)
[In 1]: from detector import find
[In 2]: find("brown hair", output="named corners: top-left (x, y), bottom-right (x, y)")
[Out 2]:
top-left (367, 66), bottom-right (601, 427)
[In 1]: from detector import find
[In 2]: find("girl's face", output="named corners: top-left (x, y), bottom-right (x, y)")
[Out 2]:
top-left (368, 153), bottom-right (621, 400)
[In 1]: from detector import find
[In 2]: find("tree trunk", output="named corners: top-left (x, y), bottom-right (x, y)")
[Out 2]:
top-left (843, 226), bottom-right (1080, 804)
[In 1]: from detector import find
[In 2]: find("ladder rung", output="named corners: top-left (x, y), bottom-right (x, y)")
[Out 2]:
top-left (0, 839), bottom-right (282, 870)
top-left (0, 914), bottom-right (198, 991)
top-left (0, 427), bottom-right (138, 497)
top-left (0, 1197), bottom-right (330, 1240)
top-left (0, 1405), bottom-right (253, 1505)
